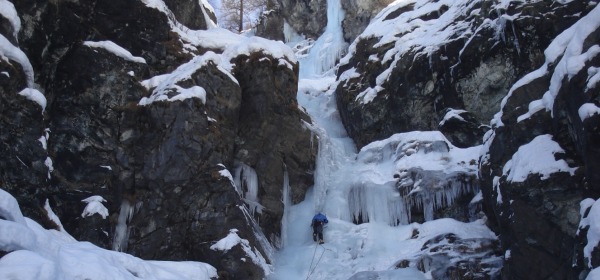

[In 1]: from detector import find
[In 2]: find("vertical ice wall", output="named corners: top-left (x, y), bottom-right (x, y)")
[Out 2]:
top-left (298, 0), bottom-right (348, 78)
top-left (344, 134), bottom-right (481, 226)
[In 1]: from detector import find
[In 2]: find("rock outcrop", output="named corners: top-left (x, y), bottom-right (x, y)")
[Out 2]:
top-left (340, 0), bottom-right (390, 42)
top-left (336, 0), bottom-right (593, 149)
top-left (278, 0), bottom-right (327, 40)
top-left (332, 0), bottom-right (600, 278)
top-left (1, 0), bottom-right (315, 278)
top-left (479, 4), bottom-right (600, 278)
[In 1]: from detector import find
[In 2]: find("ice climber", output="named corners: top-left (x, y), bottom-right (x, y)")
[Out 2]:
top-left (311, 212), bottom-right (328, 244)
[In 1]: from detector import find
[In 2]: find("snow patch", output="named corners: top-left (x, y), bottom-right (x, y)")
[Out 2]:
top-left (211, 229), bottom-right (271, 275)
top-left (579, 103), bottom-right (600, 121)
top-left (81, 196), bottom-right (109, 219)
top-left (139, 53), bottom-right (220, 105)
top-left (502, 135), bottom-right (577, 183)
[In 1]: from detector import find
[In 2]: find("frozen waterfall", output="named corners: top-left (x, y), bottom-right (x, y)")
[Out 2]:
top-left (233, 162), bottom-right (264, 216)
top-left (297, 0), bottom-right (348, 78)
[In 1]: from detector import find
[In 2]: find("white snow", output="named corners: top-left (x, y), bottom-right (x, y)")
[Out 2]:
top-left (18, 88), bottom-right (47, 112)
top-left (2, 0), bottom-right (509, 279)
top-left (44, 157), bottom-right (53, 179)
top-left (81, 196), bottom-right (109, 219)
top-left (502, 134), bottom-right (577, 182)
top-left (580, 198), bottom-right (600, 269)
top-left (221, 36), bottom-right (297, 71)
top-left (439, 109), bottom-right (466, 126)
top-left (0, 0), bottom-right (20, 39)
top-left (0, 188), bottom-right (217, 280)
top-left (84, 41), bottom-right (146, 64)
top-left (211, 229), bottom-right (272, 275)
top-left (139, 53), bottom-right (219, 105)
top-left (497, 4), bottom-right (600, 124)
top-left (579, 103), bottom-right (600, 121)
top-left (100, 165), bottom-right (112, 171)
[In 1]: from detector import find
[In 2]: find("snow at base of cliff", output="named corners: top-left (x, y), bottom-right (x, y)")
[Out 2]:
top-left (0, 188), bottom-right (217, 280)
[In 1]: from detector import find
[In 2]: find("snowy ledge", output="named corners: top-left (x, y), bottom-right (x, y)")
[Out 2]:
top-left (18, 88), bottom-right (47, 112)
top-left (139, 53), bottom-right (228, 106)
top-left (83, 41), bottom-right (146, 64)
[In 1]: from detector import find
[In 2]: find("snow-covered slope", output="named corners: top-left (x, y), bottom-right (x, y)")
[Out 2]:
top-left (0, 189), bottom-right (217, 280)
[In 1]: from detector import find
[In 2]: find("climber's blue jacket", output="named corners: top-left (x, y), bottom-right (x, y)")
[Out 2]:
top-left (312, 213), bottom-right (328, 224)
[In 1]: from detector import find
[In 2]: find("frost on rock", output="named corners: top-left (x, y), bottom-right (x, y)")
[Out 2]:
top-left (81, 196), bottom-right (109, 219)
top-left (0, 188), bottom-right (217, 280)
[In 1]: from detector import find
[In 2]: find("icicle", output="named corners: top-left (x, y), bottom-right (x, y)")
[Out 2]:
top-left (347, 182), bottom-right (409, 226)
top-left (112, 199), bottom-right (134, 252)
top-left (394, 165), bottom-right (481, 223)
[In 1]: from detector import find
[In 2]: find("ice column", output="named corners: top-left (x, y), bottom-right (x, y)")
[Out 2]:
top-left (234, 162), bottom-right (263, 215)
top-left (112, 199), bottom-right (133, 252)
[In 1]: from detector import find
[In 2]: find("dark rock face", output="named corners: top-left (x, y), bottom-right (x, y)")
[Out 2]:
top-left (231, 53), bottom-right (316, 243)
top-left (0, 46), bottom-right (49, 226)
top-left (278, 0), bottom-right (327, 40)
top-left (340, 0), bottom-right (389, 42)
top-left (439, 109), bottom-right (489, 148)
top-left (336, 0), bottom-right (591, 149)
top-left (396, 233), bottom-right (503, 280)
top-left (255, 9), bottom-right (286, 41)
top-left (163, 0), bottom-right (215, 30)
top-left (478, 4), bottom-right (600, 278)
top-left (2, 0), bottom-right (315, 278)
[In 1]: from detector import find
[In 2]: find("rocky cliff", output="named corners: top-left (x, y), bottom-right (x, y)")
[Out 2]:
top-left (1, 0), bottom-right (316, 278)
top-left (332, 0), bottom-right (600, 279)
